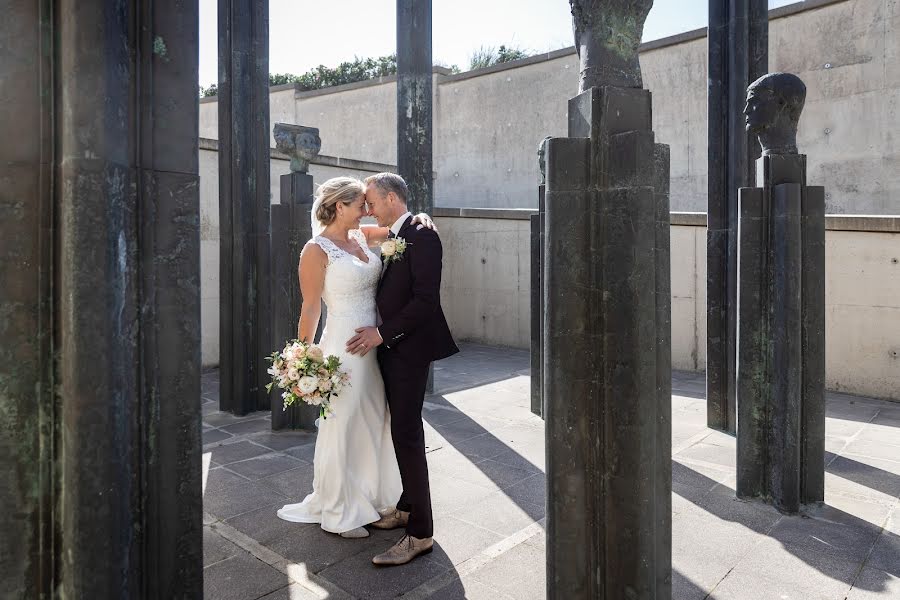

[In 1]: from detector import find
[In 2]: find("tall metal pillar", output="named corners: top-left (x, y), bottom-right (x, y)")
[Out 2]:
top-left (396, 0), bottom-right (433, 217)
top-left (1, 0), bottom-right (203, 596)
top-left (706, 0), bottom-right (768, 432)
top-left (545, 2), bottom-right (671, 597)
top-left (1, 3), bottom-right (56, 594)
top-left (218, 0), bottom-right (272, 414)
top-left (397, 0), bottom-right (434, 389)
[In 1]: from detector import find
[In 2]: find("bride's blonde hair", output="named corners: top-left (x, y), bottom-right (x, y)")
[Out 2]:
top-left (312, 177), bottom-right (365, 232)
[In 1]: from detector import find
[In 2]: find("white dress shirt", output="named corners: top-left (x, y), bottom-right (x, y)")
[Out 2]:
top-left (390, 211), bottom-right (412, 237)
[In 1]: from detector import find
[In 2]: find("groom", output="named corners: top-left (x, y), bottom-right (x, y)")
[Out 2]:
top-left (346, 172), bottom-right (458, 566)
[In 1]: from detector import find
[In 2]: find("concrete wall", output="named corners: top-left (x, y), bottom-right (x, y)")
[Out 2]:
top-left (198, 0), bottom-right (899, 215)
top-left (294, 80), bottom-right (398, 165)
top-left (437, 211), bottom-right (533, 347)
top-left (432, 208), bottom-right (900, 402)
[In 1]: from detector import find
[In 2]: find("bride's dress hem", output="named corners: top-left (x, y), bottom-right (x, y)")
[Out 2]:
top-left (276, 504), bottom-right (386, 534)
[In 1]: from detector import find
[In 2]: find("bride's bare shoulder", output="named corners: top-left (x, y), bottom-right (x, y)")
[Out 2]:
top-left (300, 239), bottom-right (327, 264)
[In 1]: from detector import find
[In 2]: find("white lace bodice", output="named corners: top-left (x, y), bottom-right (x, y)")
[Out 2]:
top-left (307, 229), bottom-right (380, 325)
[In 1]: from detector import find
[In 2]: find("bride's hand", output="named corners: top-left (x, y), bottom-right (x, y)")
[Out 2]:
top-left (411, 213), bottom-right (438, 233)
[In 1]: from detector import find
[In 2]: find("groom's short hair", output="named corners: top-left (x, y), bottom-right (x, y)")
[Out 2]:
top-left (365, 172), bottom-right (409, 204)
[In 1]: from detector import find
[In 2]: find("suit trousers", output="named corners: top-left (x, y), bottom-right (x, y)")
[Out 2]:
top-left (378, 350), bottom-right (433, 539)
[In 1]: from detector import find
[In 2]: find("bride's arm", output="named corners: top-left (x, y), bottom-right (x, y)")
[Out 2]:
top-left (359, 213), bottom-right (439, 246)
top-left (297, 244), bottom-right (327, 342)
top-left (359, 224), bottom-right (390, 246)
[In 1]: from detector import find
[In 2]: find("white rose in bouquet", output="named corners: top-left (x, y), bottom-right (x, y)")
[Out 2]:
top-left (318, 377), bottom-right (332, 393)
top-left (306, 346), bottom-right (324, 363)
top-left (287, 368), bottom-right (299, 381)
top-left (298, 376), bottom-right (318, 395)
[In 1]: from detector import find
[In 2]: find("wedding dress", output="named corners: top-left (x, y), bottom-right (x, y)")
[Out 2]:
top-left (276, 229), bottom-right (402, 533)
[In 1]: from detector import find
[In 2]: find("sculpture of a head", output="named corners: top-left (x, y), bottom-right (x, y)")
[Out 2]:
top-left (744, 72), bottom-right (806, 155)
top-left (273, 123), bottom-right (322, 173)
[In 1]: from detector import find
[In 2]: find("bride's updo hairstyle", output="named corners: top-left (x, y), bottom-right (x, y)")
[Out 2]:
top-left (314, 177), bottom-right (365, 227)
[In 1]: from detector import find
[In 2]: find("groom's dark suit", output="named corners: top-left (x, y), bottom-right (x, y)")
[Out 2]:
top-left (376, 215), bottom-right (458, 539)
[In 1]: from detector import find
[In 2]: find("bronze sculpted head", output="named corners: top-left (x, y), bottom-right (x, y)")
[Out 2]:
top-left (744, 72), bottom-right (807, 156)
top-left (273, 123), bottom-right (322, 173)
top-left (570, 0), bottom-right (654, 91)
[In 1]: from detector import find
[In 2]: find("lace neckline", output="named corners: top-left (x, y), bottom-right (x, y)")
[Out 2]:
top-left (316, 231), bottom-right (371, 265)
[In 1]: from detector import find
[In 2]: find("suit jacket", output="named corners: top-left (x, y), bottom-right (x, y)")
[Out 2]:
top-left (376, 216), bottom-right (459, 364)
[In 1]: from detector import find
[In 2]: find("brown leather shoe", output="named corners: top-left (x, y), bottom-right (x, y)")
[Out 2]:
top-left (371, 534), bottom-right (433, 566)
top-left (369, 508), bottom-right (409, 530)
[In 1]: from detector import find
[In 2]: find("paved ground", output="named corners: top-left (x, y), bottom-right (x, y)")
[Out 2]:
top-left (202, 343), bottom-right (900, 599)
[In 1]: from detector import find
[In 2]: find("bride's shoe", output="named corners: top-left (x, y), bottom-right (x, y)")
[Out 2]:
top-left (338, 526), bottom-right (370, 539)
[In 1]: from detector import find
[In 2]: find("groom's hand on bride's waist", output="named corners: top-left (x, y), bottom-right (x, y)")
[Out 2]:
top-left (346, 326), bottom-right (384, 356)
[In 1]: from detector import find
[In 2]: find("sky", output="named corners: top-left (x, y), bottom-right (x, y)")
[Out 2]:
top-left (198, 0), bottom-right (798, 87)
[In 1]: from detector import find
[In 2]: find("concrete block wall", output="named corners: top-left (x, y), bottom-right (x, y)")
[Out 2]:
top-left (433, 208), bottom-right (900, 402)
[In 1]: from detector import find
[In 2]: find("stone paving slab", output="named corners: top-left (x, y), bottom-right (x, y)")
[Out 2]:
top-left (202, 342), bottom-right (900, 599)
top-left (426, 575), bottom-right (517, 600)
top-left (209, 440), bottom-right (273, 466)
top-left (464, 539), bottom-right (545, 600)
top-left (257, 583), bottom-right (324, 600)
top-left (317, 544), bottom-right (451, 599)
top-left (203, 551), bottom-right (287, 600)
top-left (224, 453), bottom-right (307, 481)
top-left (204, 526), bottom-right (242, 566)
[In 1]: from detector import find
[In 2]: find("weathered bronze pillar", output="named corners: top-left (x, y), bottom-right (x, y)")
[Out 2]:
top-left (707, 0), bottom-right (768, 433)
top-left (1, 0), bottom-right (203, 595)
top-left (396, 0), bottom-right (433, 217)
top-left (219, 0), bottom-right (273, 414)
top-left (544, 2), bottom-right (671, 597)
top-left (1, 3), bottom-right (55, 594)
top-left (397, 0), bottom-right (435, 390)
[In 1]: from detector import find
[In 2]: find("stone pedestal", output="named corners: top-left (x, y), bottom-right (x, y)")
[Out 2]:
top-left (1, 0), bottom-right (202, 596)
top-left (544, 85), bottom-right (671, 599)
top-left (218, 0), bottom-right (272, 414)
top-left (706, 0), bottom-right (768, 433)
top-left (271, 172), bottom-right (320, 430)
top-left (736, 154), bottom-right (826, 513)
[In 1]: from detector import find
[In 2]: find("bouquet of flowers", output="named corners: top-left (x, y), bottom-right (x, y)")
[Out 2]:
top-left (266, 340), bottom-right (349, 418)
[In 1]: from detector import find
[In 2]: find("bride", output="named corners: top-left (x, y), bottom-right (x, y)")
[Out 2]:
top-left (276, 176), bottom-right (432, 538)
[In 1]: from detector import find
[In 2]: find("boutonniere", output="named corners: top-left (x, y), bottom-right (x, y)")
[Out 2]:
top-left (380, 237), bottom-right (408, 263)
